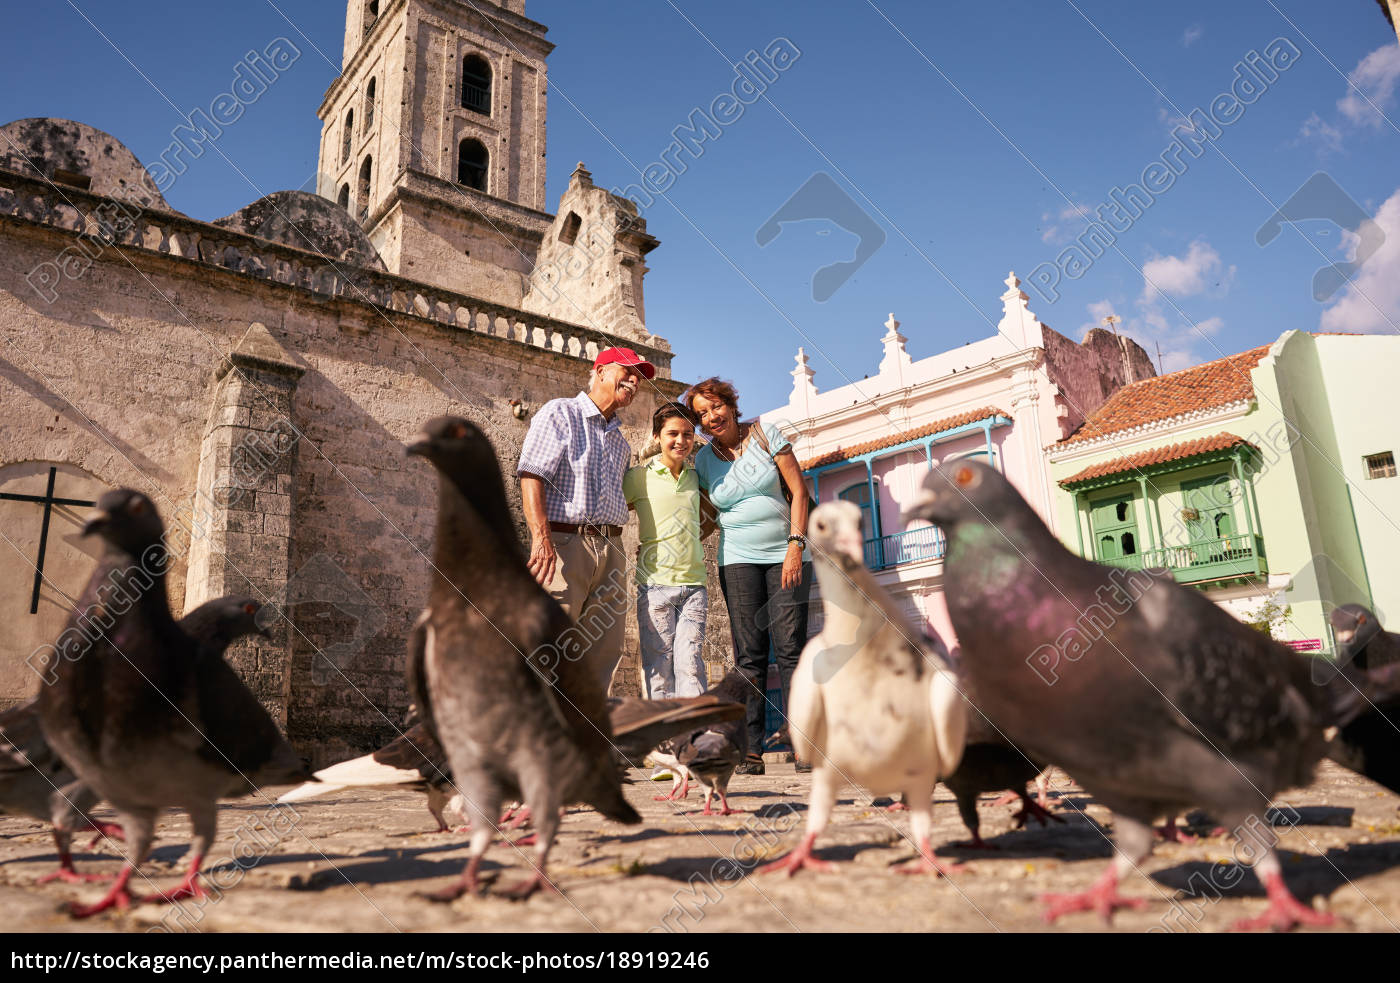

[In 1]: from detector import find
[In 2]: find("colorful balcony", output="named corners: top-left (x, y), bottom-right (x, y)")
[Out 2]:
top-left (863, 524), bottom-right (946, 571)
top-left (1099, 532), bottom-right (1267, 584)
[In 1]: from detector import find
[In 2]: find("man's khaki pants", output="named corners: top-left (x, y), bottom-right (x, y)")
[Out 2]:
top-left (543, 532), bottom-right (628, 694)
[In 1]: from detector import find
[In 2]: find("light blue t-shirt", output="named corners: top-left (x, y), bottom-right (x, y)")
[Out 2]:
top-left (694, 422), bottom-right (808, 566)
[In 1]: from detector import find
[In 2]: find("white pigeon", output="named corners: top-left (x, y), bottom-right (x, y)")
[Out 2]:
top-left (762, 501), bottom-right (968, 876)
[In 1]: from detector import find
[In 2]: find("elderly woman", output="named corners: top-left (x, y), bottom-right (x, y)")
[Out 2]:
top-left (688, 377), bottom-right (811, 775)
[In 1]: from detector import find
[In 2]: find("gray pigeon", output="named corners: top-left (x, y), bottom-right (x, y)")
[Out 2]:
top-left (762, 500), bottom-right (967, 877)
top-left (0, 701), bottom-right (117, 883)
top-left (404, 416), bottom-right (640, 900)
top-left (1, 596), bottom-right (275, 883)
top-left (278, 694), bottom-right (743, 831)
top-left (36, 490), bottom-right (310, 918)
top-left (944, 708), bottom-right (1061, 849)
top-left (646, 670), bottom-right (749, 815)
top-left (906, 460), bottom-right (1400, 930)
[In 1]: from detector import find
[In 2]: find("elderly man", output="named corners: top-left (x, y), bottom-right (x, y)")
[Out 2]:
top-left (517, 346), bottom-right (655, 692)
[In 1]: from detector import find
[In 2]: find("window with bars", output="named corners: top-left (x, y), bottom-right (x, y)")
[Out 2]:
top-left (1366, 451), bottom-right (1396, 479)
top-left (462, 55), bottom-right (492, 115)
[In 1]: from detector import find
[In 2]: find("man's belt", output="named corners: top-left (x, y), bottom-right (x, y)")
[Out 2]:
top-left (549, 521), bottom-right (623, 538)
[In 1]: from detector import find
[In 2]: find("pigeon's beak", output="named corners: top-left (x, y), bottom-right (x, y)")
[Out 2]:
top-left (81, 509), bottom-right (111, 537)
top-left (404, 432), bottom-right (433, 458)
top-left (1336, 628), bottom-right (1355, 644)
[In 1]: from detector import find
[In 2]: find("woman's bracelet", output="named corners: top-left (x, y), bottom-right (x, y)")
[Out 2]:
top-left (786, 534), bottom-right (805, 549)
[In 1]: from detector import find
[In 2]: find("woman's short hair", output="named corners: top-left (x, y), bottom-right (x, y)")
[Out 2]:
top-left (685, 377), bottom-right (739, 415)
top-left (651, 401), bottom-right (698, 435)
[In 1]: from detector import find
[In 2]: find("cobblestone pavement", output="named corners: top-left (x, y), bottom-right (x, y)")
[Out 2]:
top-left (3, 762), bottom-right (1400, 933)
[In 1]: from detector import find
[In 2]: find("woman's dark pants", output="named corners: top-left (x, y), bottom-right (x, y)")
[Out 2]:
top-left (718, 561), bottom-right (813, 756)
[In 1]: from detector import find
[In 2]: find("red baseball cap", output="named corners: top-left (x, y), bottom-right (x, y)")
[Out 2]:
top-left (594, 346), bottom-right (655, 379)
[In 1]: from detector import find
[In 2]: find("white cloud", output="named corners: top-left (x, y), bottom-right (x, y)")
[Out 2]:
top-left (1139, 240), bottom-right (1232, 304)
top-left (1183, 24), bottom-right (1203, 46)
top-left (1338, 44), bottom-right (1400, 128)
top-left (1320, 186), bottom-right (1400, 334)
top-left (1299, 112), bottom-right (1344, 154)
top-left (1039, 202), bottom-right (1093, 244)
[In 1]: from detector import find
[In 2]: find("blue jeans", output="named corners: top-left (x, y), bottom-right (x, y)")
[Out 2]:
top-left (718, 562), bottom-right (812, 755)
top-left (637, 584), bottom-right (709, 698)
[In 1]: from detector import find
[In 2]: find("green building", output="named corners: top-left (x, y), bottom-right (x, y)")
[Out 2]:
top-left (1047, 331), bottom-right (1400, 655)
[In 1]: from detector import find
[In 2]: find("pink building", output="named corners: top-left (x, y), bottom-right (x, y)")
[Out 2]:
top-left (758, 273), bottom-right (1155, 650)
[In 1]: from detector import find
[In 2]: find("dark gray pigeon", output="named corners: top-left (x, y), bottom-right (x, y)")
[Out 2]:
top-left (1332, 603), bottom-right (1400, 670)
top-left (1, 596), bottom-right (277, 883)
top-left (1326, 605), bottom-right (1400, 796)
top-left (646, 670), bottom-right (749, 815)
top-left (404, 416), bottom-right (641, 901)
top-left (278, 695), bottom-right (743, 831)
top-left (905, 460), bottom-right (1399, 931)
top-left (944, 702), bottom-right (1060, 849)
top-left (36, 490), bottom-right (310, 917)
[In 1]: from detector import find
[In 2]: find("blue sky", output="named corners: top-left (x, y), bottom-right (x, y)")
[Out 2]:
top-left (4, 1), bottom-right (1399, 416)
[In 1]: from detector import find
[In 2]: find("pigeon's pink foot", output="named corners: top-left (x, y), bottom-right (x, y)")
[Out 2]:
top-left (952, 831), bottom-right (1001, 851)
top-left (422, 856), bottom-right (483, 902)
top-left (1154, 817), bottom-right (1199, 844)
top-left (1232, 871), bottom-right (1335, 932)
top-left (1041, 868), bottom-right (1145, 924)
top-left (69, 866), bottom-right (135, 918)
top-left (83, 821), bottom-right (125, 848)
top-left (39, 859), bottom-right (111, 886)
top-left (893, 837), bottom-right (963, 877)
top-left (509, 833), bottom-right (538, 848)
top-left (1013, 795), bottom-right (1066, 829)
top-left (885, 800), bottom-right (909, 812)
top-left (497, 870), bottom-right (561, 901)
top-left (990, 790), bottom-right (1019, 809)
top-left (698, 793), bottom-right (742, 817)
top-left (654, 780), bottom-right (690, 802)
top-left (506, 806), bottom-right (533, 831)
top-left (758, 832), bottom-right (835, 876)
top-left (137, 859), bottom-right (206, 906)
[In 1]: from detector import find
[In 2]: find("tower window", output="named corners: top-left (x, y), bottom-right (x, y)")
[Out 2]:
top-left (337, 183), bottom-right (350, 211)
top-left (559, 211), bottom-right (581, 245)
top-left (457, 139), bottom-right (488, 192)
top-left (363, 0), bottom-right (379, 39)
top-left (357, 156), bottom-right (372, 222)
top-left (1366, 451), bottom-right (1396, 479)
top-left (462, 55), bottom-right (492, 115)
top-left (341, 109), bottom-right (354, 164)
top-left (364, 77), bottom-right (376, 131)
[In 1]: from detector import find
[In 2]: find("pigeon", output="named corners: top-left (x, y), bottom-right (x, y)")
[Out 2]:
top-left (943, 703), bottom-right (1060, 849)
top-left (278, 694), bottom-right (743, 831)
top-left (1326, 605), bottom-right (1400, 795)
top-left (402, 416), bottom-right (643, 900)
top-left (905, 460), bottom-right (1400, 930)
top-left (1331, 604), bottom-right (1400, 670)
top-left (1, 595), bottom-right (275, 883)
top-left (0, 701), bottom-right (118, 883)
top-left (761, 500), bottom-right (967, 876)
top-left (35, 490), bottom-right (310, 917)
top-left (645, 670), bottom-right (749, 815)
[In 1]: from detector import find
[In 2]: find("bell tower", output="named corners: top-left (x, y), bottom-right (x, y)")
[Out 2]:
top-left (316, 0), bottom-right (554, 304)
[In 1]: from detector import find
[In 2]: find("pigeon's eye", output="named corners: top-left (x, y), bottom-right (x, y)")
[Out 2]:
top-left (129, 498), bottom-right (147, 515)
top-left (815, 520), bottom-right (827, 532)
top-left (955, 466), bottom-right (974, 487)
top-left (243, 602), bottom-right (258, 615)
top-left (449, 422), bottom-right (468, 439)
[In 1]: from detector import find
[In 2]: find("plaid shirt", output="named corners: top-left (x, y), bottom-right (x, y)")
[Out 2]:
top-left (516, 391), bottom-right (631, 527)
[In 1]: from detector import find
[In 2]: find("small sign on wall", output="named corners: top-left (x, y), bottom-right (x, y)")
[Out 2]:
top-left (1282, 638), bottom-right (1323, 652)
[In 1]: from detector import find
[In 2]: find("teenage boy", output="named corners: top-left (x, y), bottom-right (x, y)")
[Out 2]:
top-left (624, 402), bottom-right (711, 698)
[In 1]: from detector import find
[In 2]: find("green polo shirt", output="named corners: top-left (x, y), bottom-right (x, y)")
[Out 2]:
top-left (623, 459), bottom-right (705, 587)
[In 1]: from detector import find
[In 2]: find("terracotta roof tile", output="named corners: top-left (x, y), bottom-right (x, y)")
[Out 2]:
top-left (1058, 344), bottom-right (1271, 445)
top-left (1059, 432), bottom-right (1257, 486)
top-left (800, 407), bottom-right (1008, 471)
